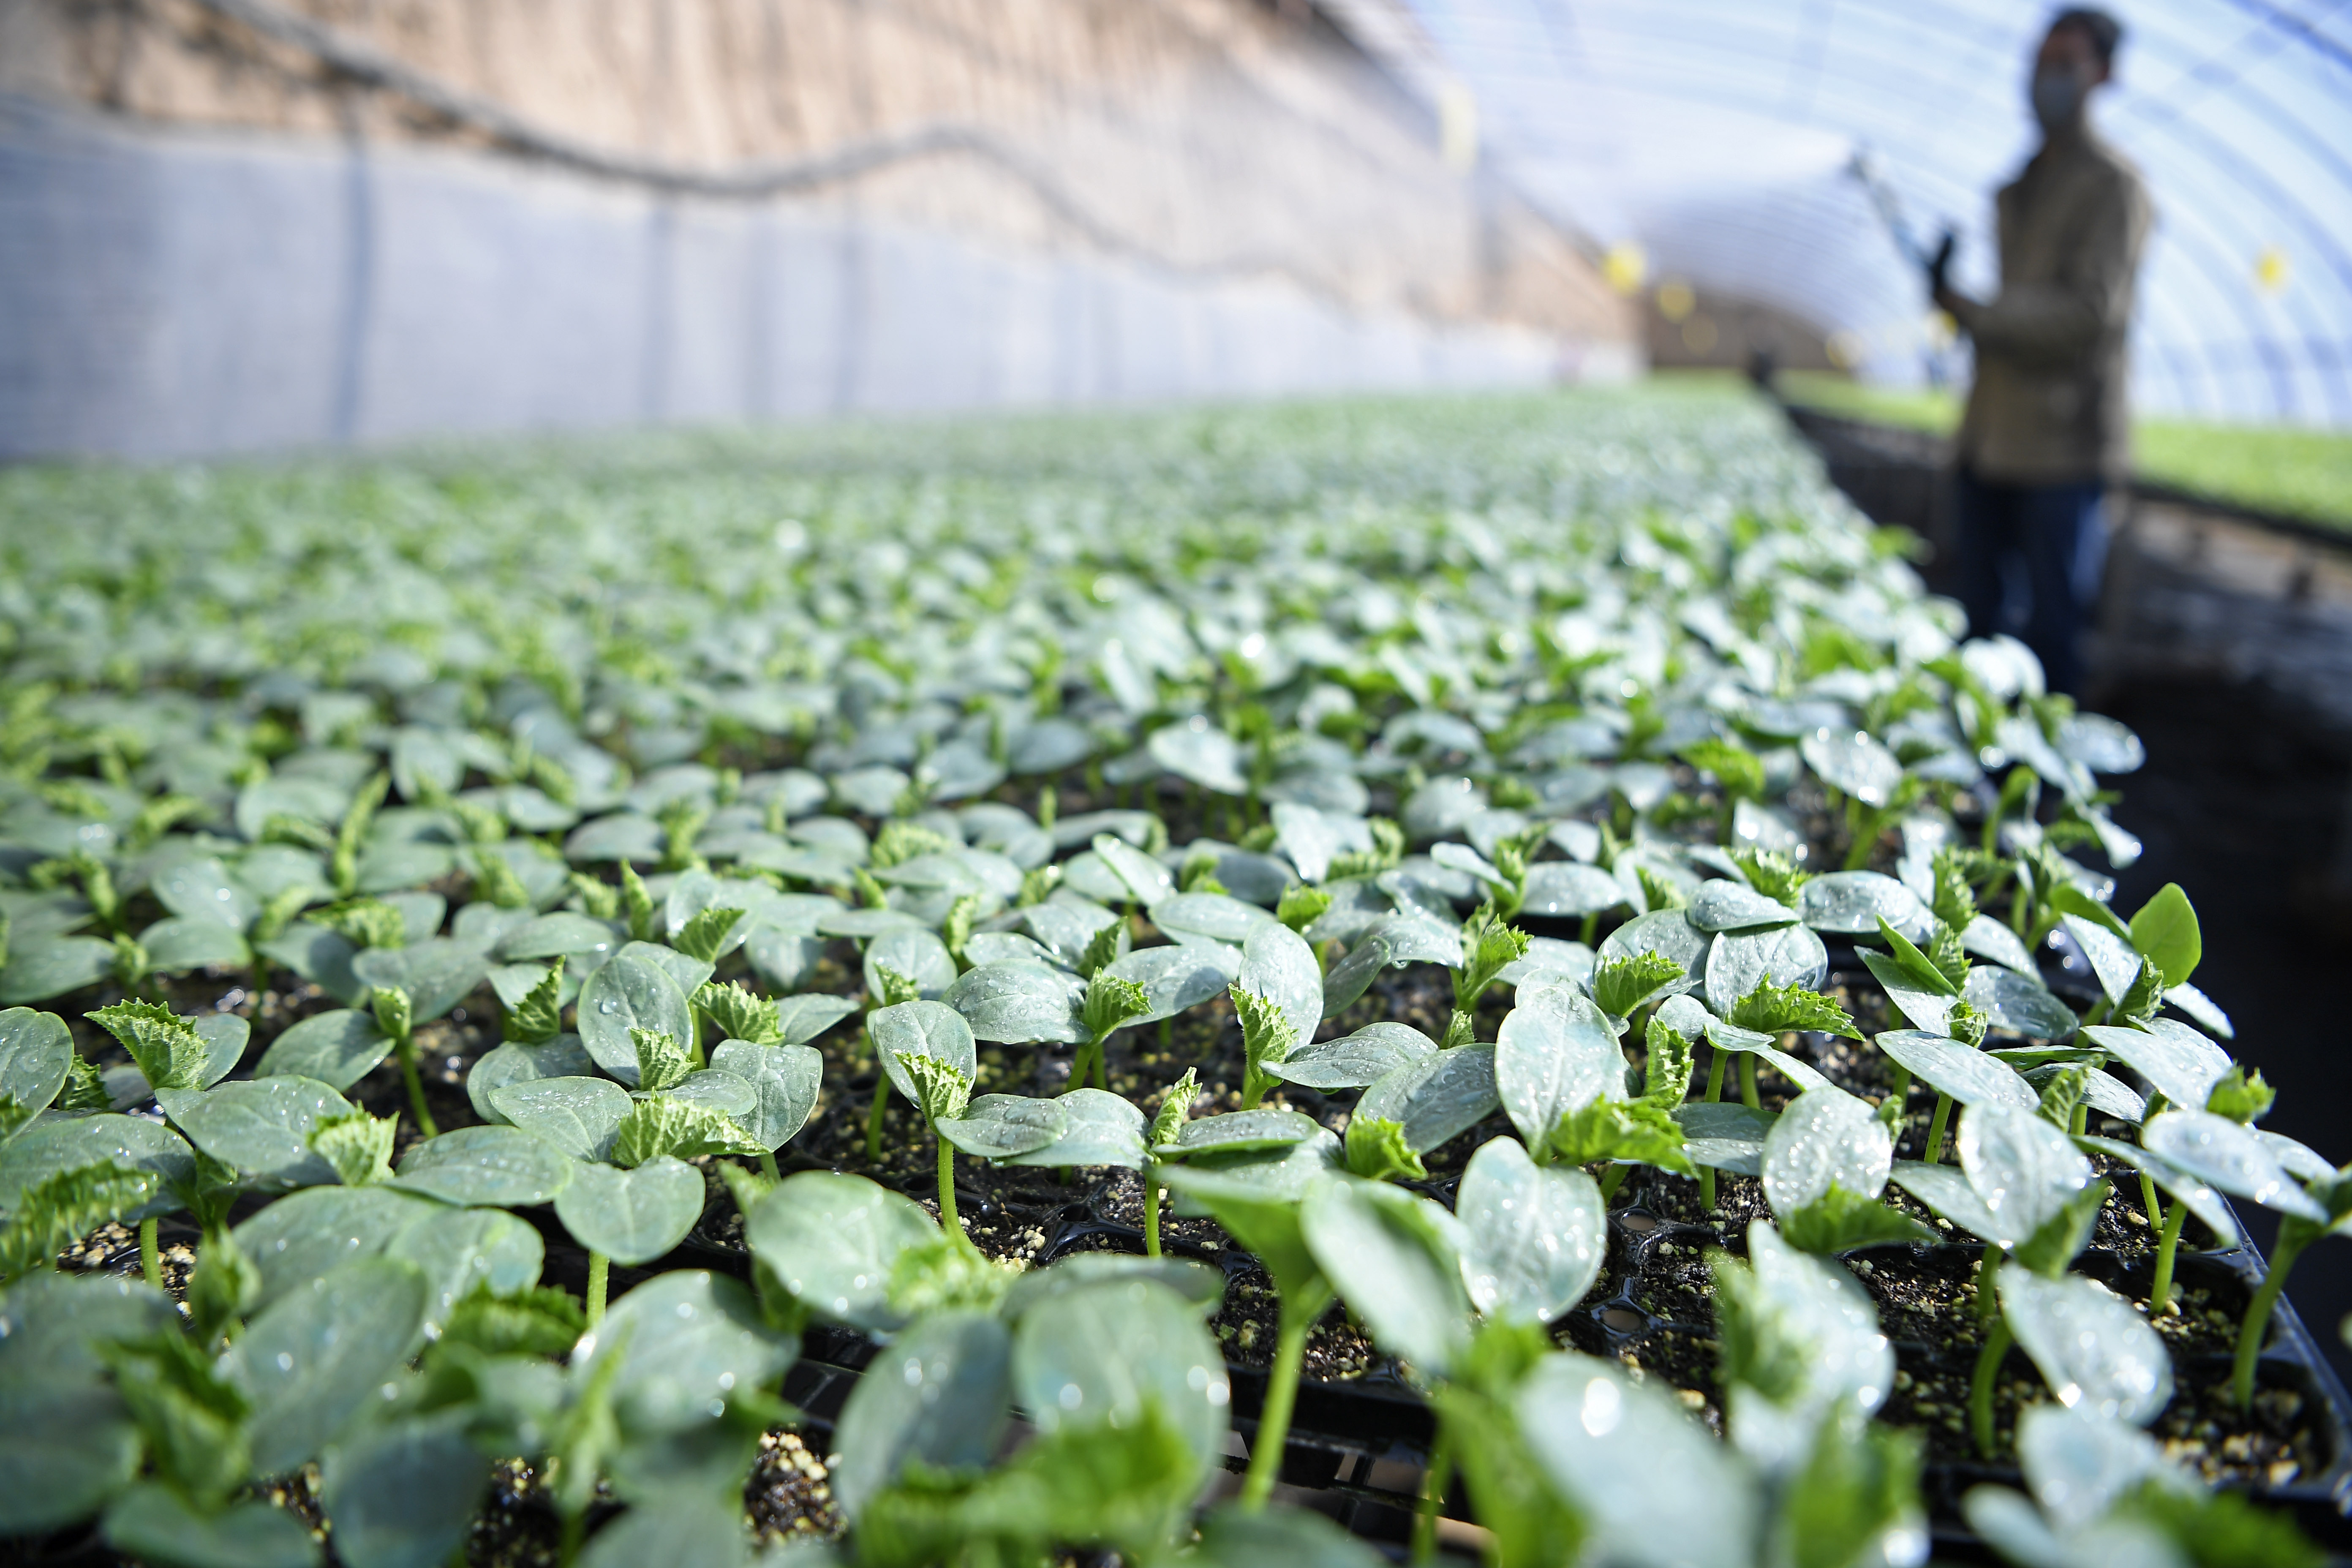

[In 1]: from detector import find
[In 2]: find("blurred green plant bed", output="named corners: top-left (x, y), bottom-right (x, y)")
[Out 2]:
top-left (1776, 369), bottom-right (2352, 532)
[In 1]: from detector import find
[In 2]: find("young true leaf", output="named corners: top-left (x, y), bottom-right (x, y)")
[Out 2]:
top-left (940, 893), bottom-right (981, 966)
top-left (1642, 1015), bottom-right (1693, 1105)
top-left (1149, 1068), bottom-right (1200, 1149)
top-left (609, 1094), bottom-right (759, 1167)
top-left (308, 1109), bottom-right (396, 1187)
top-left (629, 1027), bottom-right (695, 1093)
top-left (1590, 951), bottom-right (1684, 1018)
top-left (505, 958), bottom-right (565, 1044)
top-left (438, 1279), bottom-right (589, 1359)
top-left (1728, 977), bottom-right (1861, 1040)
top-left (1078, 920), bottom-right (1125, 980)
top-left (1780, 1186), bottom-right (1935, 1253)
top-left (0, 1161), bottom-right (163, 1282)
top-left (1636, 866), bottom-right (1688, 913)
top-left (57, 1054), bottom-right (111, 1112)
top-left (1869, 916), bottom-right (1957, 998)
top-left (871, 819), bottom-right (956, 869)
top-left (898, 1051), bottom-right (975, 1124)
top-left (1924, 922), bottom-right (1969, 989)
top-left (692, 980), bottom-right (779, 1044)
top-left (1456, 904), bottom-right (1532, 1010)
top-left (1276, 884), bottom-right (1332, 934)
top-left (470, 849), bottom-right (533, 911)
top-left (1081, 970), bottom-right (1150, 1044)
top-left (84, 1001), bottom-right (210, 1092)
top-left (99, 1330), bottom-right (252, 1507)
top-left (1682, 738), bottom-right (1765, 801)
top-left (1733, 847), bottom-right (1811, 907)
top-left (619, 861), bottom-right (657, 942)
top-left (2205, 1065), bottom-right (2274, 1125)
top-left (371, 984), bottom-right (414, 1043)
top-left (568, 872), bottom-right (621, 922)
top-left (318, 898), bottom-right (406, 950)
top-left (870, 963), bottom-right (923, 1010)
top-left (1345, 1114), bottom-right (1427, 1182)
top-left (1928, 847), bottom-right (1978, 932)
top-left (1232, 985), bottom-right (1301, 1109)
top-left (1545, 1098), bottom-right (1693, 1175)
top-left (671, 906), bottom-right (745, 964)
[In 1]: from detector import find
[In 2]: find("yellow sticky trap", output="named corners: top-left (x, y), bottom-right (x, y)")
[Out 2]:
top-left (2255, 247), bottom-right (2289, 294)
top-left (1603, 242), bottom-right (1650, 296)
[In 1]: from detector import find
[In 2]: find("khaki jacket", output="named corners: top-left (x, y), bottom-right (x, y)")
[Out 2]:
top-left (1953, 123), bottom-right (2152, 485)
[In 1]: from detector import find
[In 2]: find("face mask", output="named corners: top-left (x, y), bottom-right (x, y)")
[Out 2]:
top-left (2030, 67), bottom-right (2088, 132)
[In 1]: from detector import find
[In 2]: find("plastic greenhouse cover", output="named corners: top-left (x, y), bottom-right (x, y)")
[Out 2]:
top-left (1377, 0), bottom-right (2352, 424)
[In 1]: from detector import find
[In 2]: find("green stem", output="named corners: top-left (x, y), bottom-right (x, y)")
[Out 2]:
top-left (2139, 1172), bottom-right (2165, 1236)
top-left (1144, 1173), bottom-right (1163, 1258)
top-left (1971, 1317), bottom-right (2013, 1460)
top-left (1699, 1165), bottom-right (1717, 1214)
top-left (1580, 912), bottom-right (1599, 946)
top-left (560, 1509), bottom-right (584, 1568)
top-left (760, 1149), bottom-right (781, 1184)
top-left (1092, 1041), bottom-right (1109, 1093)
top-left (2069, 1100), bottom-right (2089, 1136)
top-left (937, 1132), bottom-right (966, 1245)
top-left (586, 1252), bottom-right (609, 1327)
top-left (1738, 1053), bottom-right (1761, 1111)
top-left (1160, 1016), bottom-right (1173, 1054)
top-left (2080, 997), bottom-right (2112, 1029)
top-left (1240, 1300), bottom-right (1313, 1511)
top-left (866, 1073), bottom-right (892, 1160)
top-left (2150, 1199), bottom-right (2188, 1312)
top-left (1705, 1047), bottom-right (1728, 1104)
top-left (1923, 1093), bottom-right (1954, 1164)
top-left (1413, 1429), bottom-right (1455, 1565)
top-left (393, 1034), bottom-right (438, 1139)
top-left (1976, 1247), bottom-right (2003, 1323)
top-left (139, 1217), bottom-right (161, 1289)
top-left (1884, 1064), bottom-right (1911, 1118)
top-left (1598, 1165), bottom-right (1631, 1203)
top-left (2234, 1233), bottom-right (2304, 1411)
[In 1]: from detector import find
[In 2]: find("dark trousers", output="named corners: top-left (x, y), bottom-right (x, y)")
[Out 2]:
top-left (1954, 467), bottom-right (2108, 696)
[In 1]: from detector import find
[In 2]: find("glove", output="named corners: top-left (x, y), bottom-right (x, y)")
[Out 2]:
top-left (1926, 230), bottom-right (1956, 298)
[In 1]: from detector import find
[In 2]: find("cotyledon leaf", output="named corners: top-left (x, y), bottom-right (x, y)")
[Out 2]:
top-left (1237, 921), bottom-right (1321, 1055)
top-left (2139, 1110), bottom-right (2328, 1221)
top-left (384, 1206), bottom-right (544, 1338)
top-left (1998, 1267), bottom-right (2174, 1427)
top-left (869, 1000), bottom-right (978, 1107)
top-left (464, 1035), bottom-right (595, 1125)
top-left (488, 1077), bottom-right (633, 1162)
top-left (1263, 1022), bottom-right (1436, 1090)
top-left (1012, 1274), bottom-right (1231, 1475)
top-left (1873, 1031), bottom-right (2038, 1111)
top-left (743, 1171), bottom-right (939, 1333)
top-left (2080, 1024), bottom-right (2232, 1114)
top-left (253, 1009), bottom-right (390, 1093)
top-left (1955, 1101), bottom-right (2095, 1246)
top-left (830, 1309), bottom-right (1012, 1521)
top-left (1671, 1102), bottom-right (1778, 1176)
top-left (573, 1269), bottom-right (797, 1439)
top-left (575, 950), bottom-right (694, 1088)
top-left (1704, 924), bottom-right (1827, 1016)
top-left (156, 1077), bottom-right (352, 1188)
top-left (223, 1255), bottom-right (430, 1474)
top-left (1102, 944), bottom-right (1239, 1028)
top-left (1002, 1089), bottom-right (1147, 1170)
top-left (554, 1156), bottom-right (704, 1266)
top-left (707, 1041), bottom-right (823, 1150)
top-left (1494, 985), bottom-right (1625, 1150)
top-left (1455, 1136), bottom-right (1605, 1325)
top-left (939, 1094), bottom-right (1070, 1160)
top-left (941, 961), bottom-right (1086, 1045)
top-left (390, 1125), bottom-right (574, 1209)
top-left (1761, 1087), bottom-right (1892, 1213)
top-left (231, 1184), bottom-right (439, 1309)
top-left (1356, 1046), bottom-right (1499, 1155)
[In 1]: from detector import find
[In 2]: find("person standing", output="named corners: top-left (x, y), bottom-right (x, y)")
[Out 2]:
top-left (1931, 8), bottom-right (2151, 696)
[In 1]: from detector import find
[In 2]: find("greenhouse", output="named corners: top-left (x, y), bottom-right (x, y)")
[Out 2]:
top-left (2, 4), bottom-right (2349, 1568)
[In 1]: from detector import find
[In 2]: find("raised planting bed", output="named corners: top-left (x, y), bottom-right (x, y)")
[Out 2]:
top-left (0, 384), bottom-right (2344, 1568)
